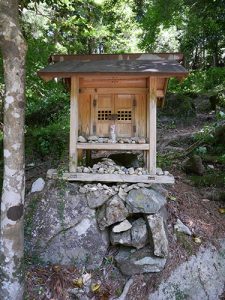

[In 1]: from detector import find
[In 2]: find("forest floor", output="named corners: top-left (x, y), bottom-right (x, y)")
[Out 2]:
top-left (24, 96), bottom-right (225, 300)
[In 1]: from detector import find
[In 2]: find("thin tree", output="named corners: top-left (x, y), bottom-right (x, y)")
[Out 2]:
top-left (0, 0), bottom-right (27, 299)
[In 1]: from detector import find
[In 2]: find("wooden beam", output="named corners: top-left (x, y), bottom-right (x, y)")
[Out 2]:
top-left (38, 72), bottom-right (188, 80)
top-left (69, 76), bottom-right (79, 172)
top-left (79, 87), bottom-right (148, 94)
top-left (156, 90), bottom-right (164, 97)
top-left (49, 171), bottom-right (175, 184)
top-left (77, 143), bottom-right (150, 150)
top-left (148, 77), bottom-right (157, 174)
top-left (79, 87), bottom-right (164, 97)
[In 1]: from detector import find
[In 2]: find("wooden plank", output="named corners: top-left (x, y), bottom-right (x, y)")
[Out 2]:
top-left (79, 87), bottom-right (163, 97)
top-left (38, 71), bottom-right (188, 81)
top-left (79, 87), bottom-right (148, 94)
top-left (156, 90), bottom-right (164, 97)
top-left (50, 172), bottom-right (175, 184)
top-left (148, 77), bottom-right (157, 174)
top-left (77, 143), bottom-right (150, 150)
top-left (90, 94), bottom-right (96, 135)
top-left (156, 77), bottom-right (165, 89)
top-left (146, 79), bottom-right (150, 169)
top-left (79, 75), bottom-right (150, 80)
top-left (115, 94), bottom-right (133, 137)
top-left (80, 78), bottom-right (146, 88)
top-left (69, 76), bottom-right (79, 172)
top-left (78, 93), bottom-right (91, 135)
top-left (95, 94), bottom-right (114, 137)
top-left (132, 94), bottom-right (146, 137)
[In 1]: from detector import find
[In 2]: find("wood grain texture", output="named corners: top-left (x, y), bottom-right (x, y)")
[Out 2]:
top-left (78, 93), bottom-right (91, 136)
top-left (148, 77), bottom-right (157, 174)
top-left (69, 76), bottom-right (79, 172)
top-left (49, 172), bottom-right (175, 184)
top-left (77, 143), bottom-right (150, 150)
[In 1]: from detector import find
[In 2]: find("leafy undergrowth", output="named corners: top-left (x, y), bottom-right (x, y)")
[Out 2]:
top-left (189, 171), bottom-right (225, 188)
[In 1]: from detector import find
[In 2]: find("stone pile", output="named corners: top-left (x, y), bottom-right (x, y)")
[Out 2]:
top-left (76, 158), bottom-right (170, 176)
top-left (81, 182), bottom-right (169, 275)
top-left (27, 178), bottom-right (169, 276)
top-left (78, 135), bottom-right (148, 144)
top-left (79, 181), bottom-right (168, 201)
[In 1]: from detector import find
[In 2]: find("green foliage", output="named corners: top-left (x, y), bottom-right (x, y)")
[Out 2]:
top-left (189, 171), bottom-right (225, 188)
top-left (139, 0), bottom-right (225, 68)
top-left (169, 67), bottom-right (225, 94)
top-left (194, 125), bottom-right (215, 144)
top-left (160, 93), bottom-right (196, 122)
top-left (26, 121), bottom-right (69, 158)
top-left (157, 153), bottom-right (176, 169)
top-left (18, 0), bottom-right (141, 163)
top-left (25, 37), bottom-right (69, 123)
top-left (21, 0), bottom-right (140, 54)
top-left (22, 37), bottom-right (70, 160)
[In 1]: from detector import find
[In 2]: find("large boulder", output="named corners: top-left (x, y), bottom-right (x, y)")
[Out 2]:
top-left (115, 246), bottom-right (166, 275)
top-left (126, 188), bottom-right (166, 214)
top-left (25, 181), bottom-right (109, 269)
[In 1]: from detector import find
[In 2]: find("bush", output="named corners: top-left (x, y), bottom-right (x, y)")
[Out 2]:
top-left (169, 67), bottom-right (225, 94)
top-left (26, 120), bottom-right (69, 159)
top-left (160, 93), bottom-right (196, 120)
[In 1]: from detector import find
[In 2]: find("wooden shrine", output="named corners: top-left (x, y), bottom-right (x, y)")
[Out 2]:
top-left (38, 53), bottom-right (188, 183)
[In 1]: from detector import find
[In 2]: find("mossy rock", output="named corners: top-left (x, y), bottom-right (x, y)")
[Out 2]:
top-left (182, 155), bottom-right (205, 176)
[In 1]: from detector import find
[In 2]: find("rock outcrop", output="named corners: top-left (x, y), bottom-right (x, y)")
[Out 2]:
top-left (182, 155), bottom-right (205, 175)
top-left (25, 181), bottom-right (109, 269)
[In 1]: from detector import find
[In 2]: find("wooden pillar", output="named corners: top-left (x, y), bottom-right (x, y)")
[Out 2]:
top-left (69, 76), bottom-right (79, 172)
top-left (148, 77), bottom-right (157, 174)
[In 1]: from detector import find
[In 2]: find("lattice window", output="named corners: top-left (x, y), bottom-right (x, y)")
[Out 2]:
top-left (98, 110), bottom-right (112, 120)
top-left (117, 110), bottom-right (132, 121)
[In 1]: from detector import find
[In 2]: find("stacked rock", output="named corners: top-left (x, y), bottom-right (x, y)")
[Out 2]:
top-left (76, 158), bottom-right (170, 176)
top-left (83, 184), bottom-right (169, 275)
top-left (77, 135), bottom-right (148, 144)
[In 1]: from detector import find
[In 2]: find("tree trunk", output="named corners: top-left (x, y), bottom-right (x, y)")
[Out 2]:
top-left (0, 0), bottom-right (27, 299)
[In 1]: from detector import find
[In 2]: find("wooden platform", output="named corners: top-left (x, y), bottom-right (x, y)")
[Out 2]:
top-left (49, 171), bottom-right (175, 184)
top-left (77, 143), bottom-right (149, 150)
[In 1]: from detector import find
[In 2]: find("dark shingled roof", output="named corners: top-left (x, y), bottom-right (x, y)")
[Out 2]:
top-left (38, 59), bottom-right (188, 78)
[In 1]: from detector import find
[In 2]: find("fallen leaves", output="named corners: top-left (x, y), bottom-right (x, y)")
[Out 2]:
top-left (193, 236), bottom-right (202, 244)
top-left (73, 277), bottom-right (83, 288)
top-left (218, 208), bottom-right (225, 214)
top-left (91, 283), bottom-right (101, 293)
top-left (168, 195), bottom-right (177, 201)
